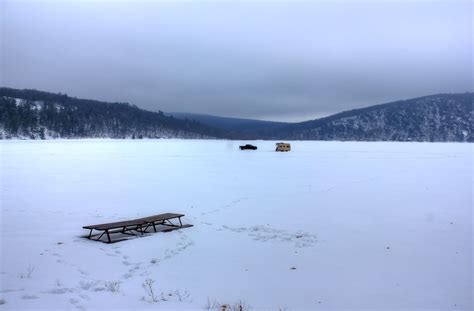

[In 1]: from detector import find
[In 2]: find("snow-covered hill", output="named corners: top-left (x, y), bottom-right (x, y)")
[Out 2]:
top-left (167, 94), bottom-right (474, 142)
top-left (0, 88), bottom-right (223, 140)
top-left (1, 88), bottom-right (472, 142)
top-left (275, 93), bottom-right (473, 142)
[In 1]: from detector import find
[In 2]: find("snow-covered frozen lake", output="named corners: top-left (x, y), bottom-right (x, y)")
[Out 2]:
top-left (0, 140), bottom-right (472, 310)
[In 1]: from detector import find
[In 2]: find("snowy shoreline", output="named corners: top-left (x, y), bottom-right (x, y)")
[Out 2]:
top-left (1, 137), bottom-right (471, 144)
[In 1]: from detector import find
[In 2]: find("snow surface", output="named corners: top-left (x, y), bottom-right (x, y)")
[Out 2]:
top-left (0, 140), bottom-right (472, 310)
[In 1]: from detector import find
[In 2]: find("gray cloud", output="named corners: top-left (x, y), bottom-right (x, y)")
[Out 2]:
top-left (1, 0), bottom-right (472, 121)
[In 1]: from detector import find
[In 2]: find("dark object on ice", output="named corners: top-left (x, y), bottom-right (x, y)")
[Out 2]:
top-left (239, 144), bottom-right (257, 150)
top-left (83, 213), bottom-right (192, 243)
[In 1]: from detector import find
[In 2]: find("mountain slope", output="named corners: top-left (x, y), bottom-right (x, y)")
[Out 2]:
top-left (167, 112), bottom-right (288, 139)
top-left (167, 112), bottom-right (288, 131)
top-left (0, 88), bottom-right (225, 139)
top-left (272, 93), bottom-right (473, 142)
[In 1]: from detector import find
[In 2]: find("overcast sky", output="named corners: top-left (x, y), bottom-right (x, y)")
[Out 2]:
top-left (1, 0), bottom-right (472, 121)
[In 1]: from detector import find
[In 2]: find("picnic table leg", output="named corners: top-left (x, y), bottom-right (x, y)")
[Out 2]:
top-left (97, 231), bottom-right (106, 241)
top-left (165, 219), bottom-right (177, 227)
top-left (143, 223), bottom-right (153, 233)
top-left (178, 217), bottom-right (182, 227)
top-left (88, 229), bottom-right (93, 239)
top-left (106, 230), bottom-right (111, 243)
top-left (152, 221), bottom-right (157, 232)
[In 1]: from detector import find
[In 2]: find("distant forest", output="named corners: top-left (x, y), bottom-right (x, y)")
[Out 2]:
top-left (0, 88), bottom-right (224, 139)
top-left (0, 87), bottom-right (472, 141)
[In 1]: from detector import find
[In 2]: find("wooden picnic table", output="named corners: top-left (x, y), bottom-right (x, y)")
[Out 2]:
top-left (83, 213), bottom-right (186, 243)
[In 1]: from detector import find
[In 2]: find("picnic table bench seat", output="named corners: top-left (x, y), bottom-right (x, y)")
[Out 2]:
top-left (83, 213), bottom-right (187, 243)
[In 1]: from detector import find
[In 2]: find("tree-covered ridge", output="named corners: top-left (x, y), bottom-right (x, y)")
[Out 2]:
top-left (275, 93), bottom-right (473, 142)
top-left (0, 88), bottom-right (225, 139)
top-left (0, 87), bottom-right (472, 141)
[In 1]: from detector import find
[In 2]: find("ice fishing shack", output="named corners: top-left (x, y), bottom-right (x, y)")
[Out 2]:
top-left (275, 142), bottom-right (291, 152)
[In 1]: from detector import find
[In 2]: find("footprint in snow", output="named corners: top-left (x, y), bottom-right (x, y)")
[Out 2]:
top-left (162, 238), bottom-right (194, 260)
top-left (43, 287), bottom-right (75, 294)
top-left (79, 294), bottom-right (90, 301)
top-left (128, 265), bottom-right (142, 274)
top-left (0, 288), bottom-right (24, 293)
top-left (21, 294), bottom-right (39, 300)
top-left (78, 281), bottom-right (99, 291)
top-left (69, 298), bottom-right (85, 310)
top-left (122, 273), bottom-right (133, 279)
top-left (222, 225), bottom-right (317, 248)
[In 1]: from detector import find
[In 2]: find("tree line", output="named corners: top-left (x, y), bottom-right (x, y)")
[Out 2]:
top-left (0, 88), bottom-right (225, 139)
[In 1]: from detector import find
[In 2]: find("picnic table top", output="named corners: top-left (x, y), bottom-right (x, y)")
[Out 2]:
top-left (83, 213), bottom-right (184, 231)
top-left (134, 213), bottom-right (184, 222)
top-left (83, 219), bottom-right (147, 230)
